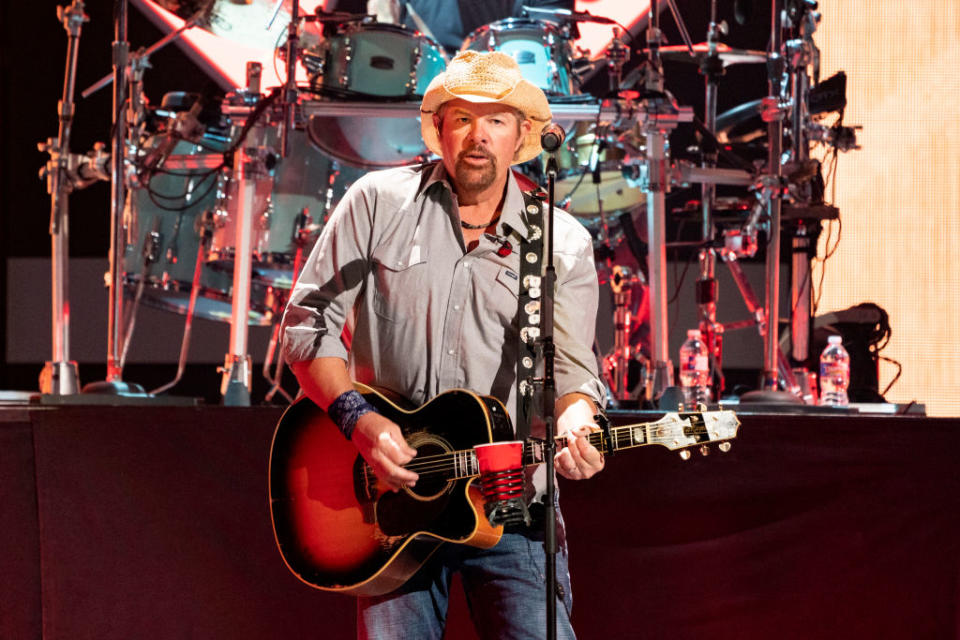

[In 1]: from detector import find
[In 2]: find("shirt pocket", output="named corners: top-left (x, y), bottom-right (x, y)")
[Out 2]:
top-left (370, 242), bottom-right (429, 323)
top-left (487, 264), bottom-right (520, 324)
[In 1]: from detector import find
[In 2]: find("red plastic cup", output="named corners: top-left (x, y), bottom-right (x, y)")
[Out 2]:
top-left (474, 441), bottom-right (524, 475)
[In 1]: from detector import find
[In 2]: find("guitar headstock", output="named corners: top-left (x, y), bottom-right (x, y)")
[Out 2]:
top-left (647, 410), bottom-right (741, 460)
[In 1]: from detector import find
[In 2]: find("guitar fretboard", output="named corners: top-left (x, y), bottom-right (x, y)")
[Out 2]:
top-left (383, 412), bottom-right (737, 482)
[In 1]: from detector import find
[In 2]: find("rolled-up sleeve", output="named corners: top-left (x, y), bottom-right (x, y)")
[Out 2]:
top-left (552, 216), bottom-right (606, 406)
top-left (280, 175), bottom-right (375, 364)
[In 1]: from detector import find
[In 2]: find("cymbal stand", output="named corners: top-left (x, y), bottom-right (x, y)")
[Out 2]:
top-left (82, 0), bottom-right (148, 395)
top-left (695, 0), bottom-right (728, 401)
top-left (39, 0), bottom-right (88, 395)
top-left (758, 0), bottom-right (789, 392)
top-left (595, 37), bottom-right (632, 402)
top-left (116, 51), bottom-right (157, 370)
top-left (640, 0), bottom-right (694, 399)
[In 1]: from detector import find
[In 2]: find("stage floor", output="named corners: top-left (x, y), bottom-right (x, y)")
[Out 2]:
top-left (2, 404), bottom-right (958, 639)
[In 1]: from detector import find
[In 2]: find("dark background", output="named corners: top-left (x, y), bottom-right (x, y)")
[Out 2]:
top-left (1, 1), bottom-right (775, 403)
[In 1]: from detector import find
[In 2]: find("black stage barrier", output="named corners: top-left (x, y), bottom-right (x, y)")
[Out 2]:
top-left (1, 405), bottom-right (958, 639)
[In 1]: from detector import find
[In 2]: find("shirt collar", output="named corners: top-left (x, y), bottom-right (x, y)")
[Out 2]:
top-left (419, 161), bottom-right (538, 241)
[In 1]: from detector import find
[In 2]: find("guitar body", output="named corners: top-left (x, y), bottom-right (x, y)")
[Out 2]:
top-left (268, 384), bottom-right (514, 596)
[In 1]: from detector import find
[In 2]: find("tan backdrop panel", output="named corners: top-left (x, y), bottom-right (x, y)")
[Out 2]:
top-left (815, 2), bottom-right (960, 415)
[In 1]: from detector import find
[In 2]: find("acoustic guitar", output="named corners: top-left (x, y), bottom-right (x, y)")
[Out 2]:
top-left (269, 383), bottom-right (739, 596)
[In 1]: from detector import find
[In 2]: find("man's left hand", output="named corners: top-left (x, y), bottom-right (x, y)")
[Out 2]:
top-left (555, 425), bottom-right (605, 480)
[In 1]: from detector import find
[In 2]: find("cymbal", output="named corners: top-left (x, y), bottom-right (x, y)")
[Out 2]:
top-left (152, 0), bottom-right (321, 52)
top-left (650, 43), bottom-right (767, 67)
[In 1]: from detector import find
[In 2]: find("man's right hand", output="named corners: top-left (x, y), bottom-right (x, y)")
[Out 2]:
top-left (351, 412), bottom-right (419, 491)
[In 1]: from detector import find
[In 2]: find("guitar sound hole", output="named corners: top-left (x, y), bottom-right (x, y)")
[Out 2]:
top-left (407, 441), bottom-right (451, 500)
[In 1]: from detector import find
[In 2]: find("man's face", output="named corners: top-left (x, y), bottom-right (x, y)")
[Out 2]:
top-left (433, 99), bottom-right (530, 195)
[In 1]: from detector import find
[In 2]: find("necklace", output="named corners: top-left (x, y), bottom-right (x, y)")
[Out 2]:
top-left (460, 215), bottom-right (501, 230)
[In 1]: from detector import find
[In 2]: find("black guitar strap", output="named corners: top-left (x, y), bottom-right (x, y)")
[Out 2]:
top-left (514, 190), bottom-right (546, 441)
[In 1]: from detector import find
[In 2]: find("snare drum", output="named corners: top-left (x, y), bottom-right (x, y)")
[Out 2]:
top-left (125, 135), bottom-right (276, 325)
top-left (461, 18), bottom-right (576, 96)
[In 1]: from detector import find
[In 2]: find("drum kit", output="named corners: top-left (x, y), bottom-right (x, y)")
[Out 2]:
top-left (39, 0), bottom-right (858, 407)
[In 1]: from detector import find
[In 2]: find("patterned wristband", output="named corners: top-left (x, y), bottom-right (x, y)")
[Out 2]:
top-left (328, 390), bottom-right (377, 440)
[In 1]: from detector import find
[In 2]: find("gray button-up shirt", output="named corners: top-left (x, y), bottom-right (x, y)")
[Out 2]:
top-left (281, 161), bottom-right (604, 425)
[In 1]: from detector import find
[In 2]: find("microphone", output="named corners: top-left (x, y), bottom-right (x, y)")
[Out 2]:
top-left (540, 123), bottom-right (566, 153)
top-left (140, 100), bottom-right (204, 177)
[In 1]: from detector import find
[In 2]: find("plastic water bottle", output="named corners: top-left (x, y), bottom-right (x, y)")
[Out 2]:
top-left (679, 329), bottom-right (711, 408)
top-left (819, 335), bottom-right (850, 406)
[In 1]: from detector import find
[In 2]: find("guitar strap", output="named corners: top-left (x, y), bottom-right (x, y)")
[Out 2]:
top-left (513, 189), bottom-right (546, 441)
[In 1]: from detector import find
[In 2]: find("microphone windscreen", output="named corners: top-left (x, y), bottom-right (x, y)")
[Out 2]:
top-left (540, 123), bottom-right (566, 153)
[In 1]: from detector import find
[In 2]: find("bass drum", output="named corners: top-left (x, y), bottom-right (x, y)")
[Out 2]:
top-left (206, 126), bottom-right (364, 290)
top-left (126, 133), bottom-right (277, 325)
top-left (305, 23), bottom-right (447, 168)
top-left (461, 18), bottom-right (577, 97)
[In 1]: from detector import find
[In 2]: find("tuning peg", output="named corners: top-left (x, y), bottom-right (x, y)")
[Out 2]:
top-left (699, 445), bottom-right (710, 457)
top-left (679, 450), bottom-right (692, 461)
top-left (719, 442), bottom-right (732, 453)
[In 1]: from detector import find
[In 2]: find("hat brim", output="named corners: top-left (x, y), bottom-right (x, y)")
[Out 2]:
top-left (420, 80), bottom-right (551, 165)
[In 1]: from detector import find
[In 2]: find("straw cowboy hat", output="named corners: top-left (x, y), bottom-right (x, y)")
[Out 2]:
top-left (420, 51), bottom-right (552, 164)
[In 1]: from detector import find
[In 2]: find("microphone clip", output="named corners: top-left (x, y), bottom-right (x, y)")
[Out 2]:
top-left (484, 232), bottom-right (514, 257)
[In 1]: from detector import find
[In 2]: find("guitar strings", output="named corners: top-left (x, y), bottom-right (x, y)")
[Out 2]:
top-left (384, 425), bottom-right (726, 478)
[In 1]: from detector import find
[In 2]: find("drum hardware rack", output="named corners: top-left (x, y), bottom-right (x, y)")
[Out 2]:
top-left (33, 0), bottom-right (858, 407)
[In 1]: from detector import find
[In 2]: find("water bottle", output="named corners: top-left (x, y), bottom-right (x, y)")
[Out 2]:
top-left (679, 329), bottom-right (711, 408)
top-left (819, 335), bottom-right (850, 406)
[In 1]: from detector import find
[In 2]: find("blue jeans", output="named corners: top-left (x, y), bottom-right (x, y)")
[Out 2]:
top-left (357, 532), bottom-right (575, 640)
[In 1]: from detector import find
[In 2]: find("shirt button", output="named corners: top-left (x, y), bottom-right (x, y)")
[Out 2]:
top-left (453, 304), bottom-right (461, 311)
top-left (447, 349), bottom-right (456, 355)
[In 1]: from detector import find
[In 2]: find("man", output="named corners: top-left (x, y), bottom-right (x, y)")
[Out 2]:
top-left (282, 51), bottom-right (605, 639)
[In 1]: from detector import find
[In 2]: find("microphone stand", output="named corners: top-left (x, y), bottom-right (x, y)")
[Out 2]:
top-left (541, 151), bottom-right (560, 640)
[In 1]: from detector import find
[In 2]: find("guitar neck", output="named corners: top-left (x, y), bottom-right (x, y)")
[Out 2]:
top-left (428, 415), bottom-right (715, 481)
top-left (525, 415), bottom-right (709, 464)
top-left (401, 411), bottom-right (738, 482)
